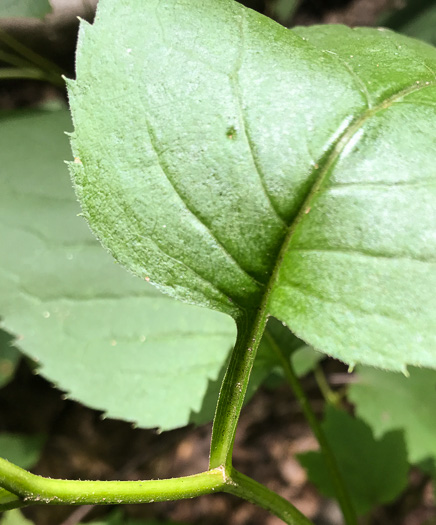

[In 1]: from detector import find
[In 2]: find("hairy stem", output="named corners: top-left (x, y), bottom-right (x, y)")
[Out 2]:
top-left (225, 469), bottom-right (314, 525)
top-left (266, 332), bottom-right (358, 525)
top-left (0, 458), bottom-right (316, 524)
top-left (0, 458), bottom-right (225, 507)
top-left (209, 308), bottom-right (269, 471)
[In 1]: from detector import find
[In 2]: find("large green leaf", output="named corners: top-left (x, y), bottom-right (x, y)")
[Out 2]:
top-left (69, 0), bottom-right (436, 372)
top-left (297, 406), bottom-right (409, 516)
top-left (0, 110), bottom-right (236, 431)
top-left (349, 366), bottom-right (436, 465)
top-left (0, 0), bottom-right (51, 19)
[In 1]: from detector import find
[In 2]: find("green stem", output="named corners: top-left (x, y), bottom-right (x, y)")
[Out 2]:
top-left (0, 457), bottom-right (226, 506)
top-left (0, 458), bottom-right (316, 524)
top-left (209, 308), bottom-right (269, 471)
top-left (266, 332), bottom-right (358, 525)
top-left (225, 469), bottom-right (314, 525)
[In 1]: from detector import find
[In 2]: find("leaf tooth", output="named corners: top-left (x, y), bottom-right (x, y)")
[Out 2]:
top-left (77, 16), bottom-right (92, 30)
top-left (63, 77), bottom-right (76, 92)
top-left (77, 17), bottom-right (93, 44)
top-left (37, 374), bottom-right (146, 430)
top-left (64, 79), bottom-right (79, 106)
top-left (0, 323), bottom-right (23, 351)
top-left (74, 17), bottom-right (93, 70)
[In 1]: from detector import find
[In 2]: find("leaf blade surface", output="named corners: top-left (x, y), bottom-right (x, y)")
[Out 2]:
top-left (69, 0), bottom-right (436, 370)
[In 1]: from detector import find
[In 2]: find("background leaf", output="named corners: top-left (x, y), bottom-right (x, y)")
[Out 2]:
top-left (0, 510), bottom-right (34, 525)
top-left (297, 406), bottom-right (409, 516)
top-left (349, 366), bottom-right (436, 465)
top-left (398, 5), bottom-right (436, 46)
top-left (0, 329), bottom-right (20, 389)
top-left (380, 0), bottom-right (436, 46)
top-left (0, 434), bottom-right (45, 469)
top-left (269, 0), bottom-right (300, 25)
top-left (70, 0), bottom-right (436, 372)
top-left (0, 0), bottom-right (52, 19)
top-left (0, 110), bottom-right (236, 431)
top-left (249, 317), bottom-right (323, 394)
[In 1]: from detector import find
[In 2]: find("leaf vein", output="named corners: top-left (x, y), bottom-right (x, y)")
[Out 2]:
top-left (287, 247), bottom-right (436, 265)
top-left (115, 191), bottom-right (244, 312)
top-left (265, 78), bottom-right (436, 308)
top-left (329, 180), bottom-right (436, 189)
top-left (231, 11), bottom-right (289, 228)
top-left (323, 50), bottom-right (372, 109)
top-left (145, 119), bottom-right (265, 289)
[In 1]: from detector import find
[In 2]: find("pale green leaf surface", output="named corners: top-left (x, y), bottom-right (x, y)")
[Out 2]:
top-left (69, 0), bottom-right (436, 371)
top-left (0, 509), bottom-right (33, 525)
top-left (0, 329), bottom-right (20, 389)
top-left (298, 406), bottom-right (409, 515)
top-left (0, 110), bottom-right (236, 431)
top-left (0, 0), bottom-right (51, 19)
top-left (0, 434), bottom-right (44, 470)
top-left (349, 366), bottom-right (436, 464)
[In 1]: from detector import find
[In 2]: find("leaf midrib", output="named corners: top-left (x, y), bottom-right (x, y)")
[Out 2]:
top-left (260, 78), bottom-right (436, 318)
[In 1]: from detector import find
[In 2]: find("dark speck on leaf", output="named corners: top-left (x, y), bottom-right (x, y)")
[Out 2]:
top-left (226, 126), bottom-right (237, 139)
